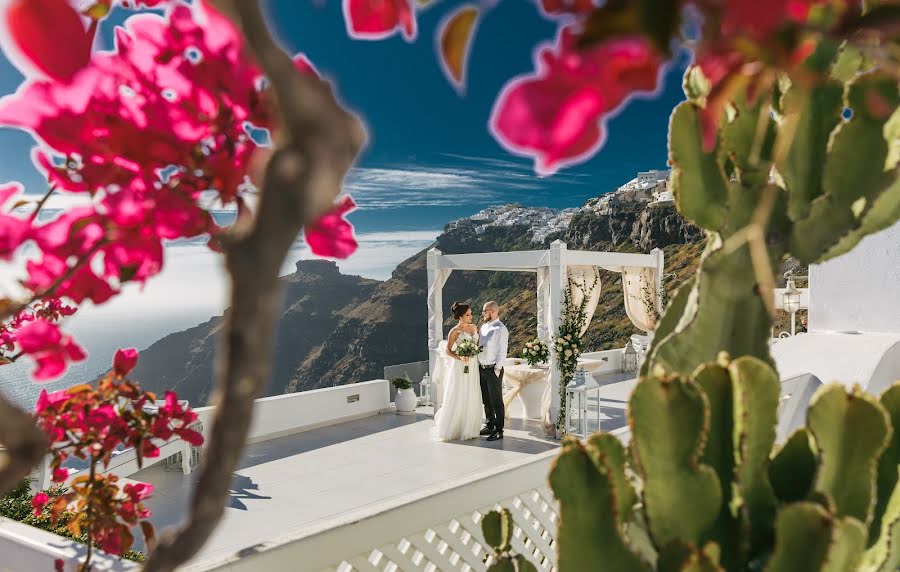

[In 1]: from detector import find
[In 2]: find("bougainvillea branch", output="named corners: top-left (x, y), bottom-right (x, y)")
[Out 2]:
top-left (142, 1), bottom-right (365, 569)
top-left (32, 350), bottom-right (202, 570)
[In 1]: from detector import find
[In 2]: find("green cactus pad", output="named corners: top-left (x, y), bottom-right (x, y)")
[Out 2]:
top-left (586, 433), bottom-right (637, 522)
top-left (549, 437), bottom-right (651, 571)
top-left (669, 102), bottom-right (729, 231)
top-left (649, 243), bottom-right (777, 377)
top-left (788, 73), bottom-right (900, 263)
top-left (777, 80), bottom-right (844, 223)
top-left (692, 362), bottom-right (744, 570)
top-left (764, 502), bottom-right (866, 572)
top-left (630, 375), bottom-right (721, 547)
top-left (808, 385), bottom-right (892, 524)
top-left (641, 275), bottom-right (697, 377)
top-left (769, 429), bottom-right (817, 504)
top-left (482, 508), bottom-right (513, 553)
top-left (872, 384), bottom-right (900, 541)
top-left (730, 357), bottom-right (779, 552)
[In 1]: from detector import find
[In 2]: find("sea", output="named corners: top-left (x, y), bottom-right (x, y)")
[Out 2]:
top-left (0, 210), bottom-right (440, 410)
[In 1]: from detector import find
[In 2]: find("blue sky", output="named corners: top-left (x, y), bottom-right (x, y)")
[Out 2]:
top-left (0, 0), bottom-right (690, 233)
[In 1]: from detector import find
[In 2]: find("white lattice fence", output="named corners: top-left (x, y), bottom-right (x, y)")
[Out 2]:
top-left (330, 484), bottom-right (558, 572)
top-left (203, 451), bottom-right (559, 572)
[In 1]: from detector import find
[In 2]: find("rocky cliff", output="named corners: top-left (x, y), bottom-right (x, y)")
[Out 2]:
top-left (136, 186), bottom-right (707, 404)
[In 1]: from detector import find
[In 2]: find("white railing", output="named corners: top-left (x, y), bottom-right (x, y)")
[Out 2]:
top-left (196, 451), bottom-right (559, 572)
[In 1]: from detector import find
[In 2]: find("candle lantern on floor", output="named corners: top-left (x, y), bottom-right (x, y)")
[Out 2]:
top-left (419, 372), bottom-right (432, 407)
top-left (565, 368), bottom-right (601, 438)
top-left (622, 340), bottom-right (638, 373)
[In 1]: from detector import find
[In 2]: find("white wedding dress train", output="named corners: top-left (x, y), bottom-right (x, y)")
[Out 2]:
top-left (433, 332), bottom-right (483, 441)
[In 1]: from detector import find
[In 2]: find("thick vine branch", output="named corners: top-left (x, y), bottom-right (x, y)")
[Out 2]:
top-left (0, 391), bottom-right (47, 495)
top-left (142, 2), bottom-right (365, 570)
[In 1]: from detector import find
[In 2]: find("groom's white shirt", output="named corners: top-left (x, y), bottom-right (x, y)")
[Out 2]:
top-left (480, 319), bottom-right (509, 367)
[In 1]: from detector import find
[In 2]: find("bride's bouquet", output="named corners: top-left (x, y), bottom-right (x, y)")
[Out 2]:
top-left (455, 338), bottom-right (482, 373)
top-left (520, 338), bottom-right (549, 366)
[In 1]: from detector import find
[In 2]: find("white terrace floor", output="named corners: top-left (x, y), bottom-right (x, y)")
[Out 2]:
top-left (130, 375), bottom-right (638, 569)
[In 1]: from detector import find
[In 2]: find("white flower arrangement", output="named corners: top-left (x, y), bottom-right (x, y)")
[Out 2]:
top-left (454, 337), bottom-right (482, 373)
top-left (555, 273), bottom-right (597, 430)
top-left (520, 338), bottom-right (549, 366)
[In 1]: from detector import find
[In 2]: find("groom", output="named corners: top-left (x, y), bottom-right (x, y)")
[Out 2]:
top-left (479, 301), bottom-right (509, 441)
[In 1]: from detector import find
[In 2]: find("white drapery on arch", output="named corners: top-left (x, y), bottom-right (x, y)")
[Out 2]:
top-left (622, 266), bottom-right (660, 333)
top-left (539, 266), bottom-right (602, 434)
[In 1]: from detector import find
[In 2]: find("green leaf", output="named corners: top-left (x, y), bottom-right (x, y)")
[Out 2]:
top-left (669, 102), bottom-right (729, 230)
top-left (808, 385), bottom-right (892, 524)
top-left (769, 429), bottom-right (817, 504)
top-left (637, 0), bottom-right (680, 54)
top-left (576, 0), bottom-right (679, 53)
top-left (549, 437), bottom-right (652, 571)
top-left (630, 375), bottom-right (721, 547)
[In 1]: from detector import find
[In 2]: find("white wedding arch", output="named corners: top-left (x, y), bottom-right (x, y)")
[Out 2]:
top-left (426, 240), bottom-right (664, 430)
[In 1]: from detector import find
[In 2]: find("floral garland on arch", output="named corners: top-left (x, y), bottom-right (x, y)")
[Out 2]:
top-left (554, 272), bottom-right (598, 430)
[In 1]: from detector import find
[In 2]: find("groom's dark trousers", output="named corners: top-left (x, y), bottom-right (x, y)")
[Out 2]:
top-left (479, 365), bottom-right (505, 432)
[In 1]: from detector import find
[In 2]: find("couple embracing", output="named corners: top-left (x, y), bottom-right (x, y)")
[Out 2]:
top-left (434, 301), bottom-right (509, 442)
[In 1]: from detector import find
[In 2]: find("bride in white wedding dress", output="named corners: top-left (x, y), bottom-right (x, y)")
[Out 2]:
top-left (433, 302), bottom-right (484, 441)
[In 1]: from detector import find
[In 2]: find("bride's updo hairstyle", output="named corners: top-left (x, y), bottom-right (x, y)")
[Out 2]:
top-left (451, 302), bottom-right (470, 320)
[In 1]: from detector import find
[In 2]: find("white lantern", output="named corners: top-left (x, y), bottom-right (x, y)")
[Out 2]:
top-left (419, 372), bottom-right (432, 407)
top-left (783, 277), bottom-right (801, 336)
top-left (565, 368), bottom-right (601, 438)
top-left (623, 340), bottom-right (638, 373)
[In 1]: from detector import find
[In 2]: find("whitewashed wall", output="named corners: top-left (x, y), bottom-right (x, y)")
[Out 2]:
top-left (809, 220), bottom-right (900, 334)
top-left (194, 379), bottom-right (391, 444)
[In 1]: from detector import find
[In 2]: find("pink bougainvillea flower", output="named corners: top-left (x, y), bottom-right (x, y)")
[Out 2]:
top-left (721, 0), bottom-right (816, 42)
top-left (32, 492), bottom-right (50, 517)
top-left (113, 348), bottom-right (139, 377)
top-left (304, 195), bottom-right (358, 259)
top-left (16, 319), bottom-right (86, 381)
top-left (491, 30), bottom-right (662, 174)
top-left (0, 182), bottom-right (28, 260)
top-left (343, 0), bottom-right (416, 41)
top-left (5, 0), bottom-right (92, 82)
top-left (539, 0), bottom-right (595, 15)
top-left (123, 482), bottom-right (153, 503)
top-left (52, 467), bottom-right (69, 482)
top-left (0, 2), bottom-right (269, 202)
top-left (35, 387), bottom-right (71, 415)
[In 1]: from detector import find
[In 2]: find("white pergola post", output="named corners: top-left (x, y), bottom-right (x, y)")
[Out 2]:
top-left (426, 248), bottom-right (443, 379)
top-left (536, 268), bottom-right (550, 342)
top-left (652, 247), bottom-right (665, 313)
top-left (547, 240), bottom-right (567, 430)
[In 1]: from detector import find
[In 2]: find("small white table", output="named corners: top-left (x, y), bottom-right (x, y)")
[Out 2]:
top-left (501, 356), bottom-right (611, 419)
top-left (502, 361), bottom-right (549, 419)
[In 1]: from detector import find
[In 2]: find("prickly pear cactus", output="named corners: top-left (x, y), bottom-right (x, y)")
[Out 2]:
top-left (482, 508), bottom-right (539, 572)
top-left (549, 355), bottom-right (900, 572)
top-left (645, 55), bottom-right (900, 378)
